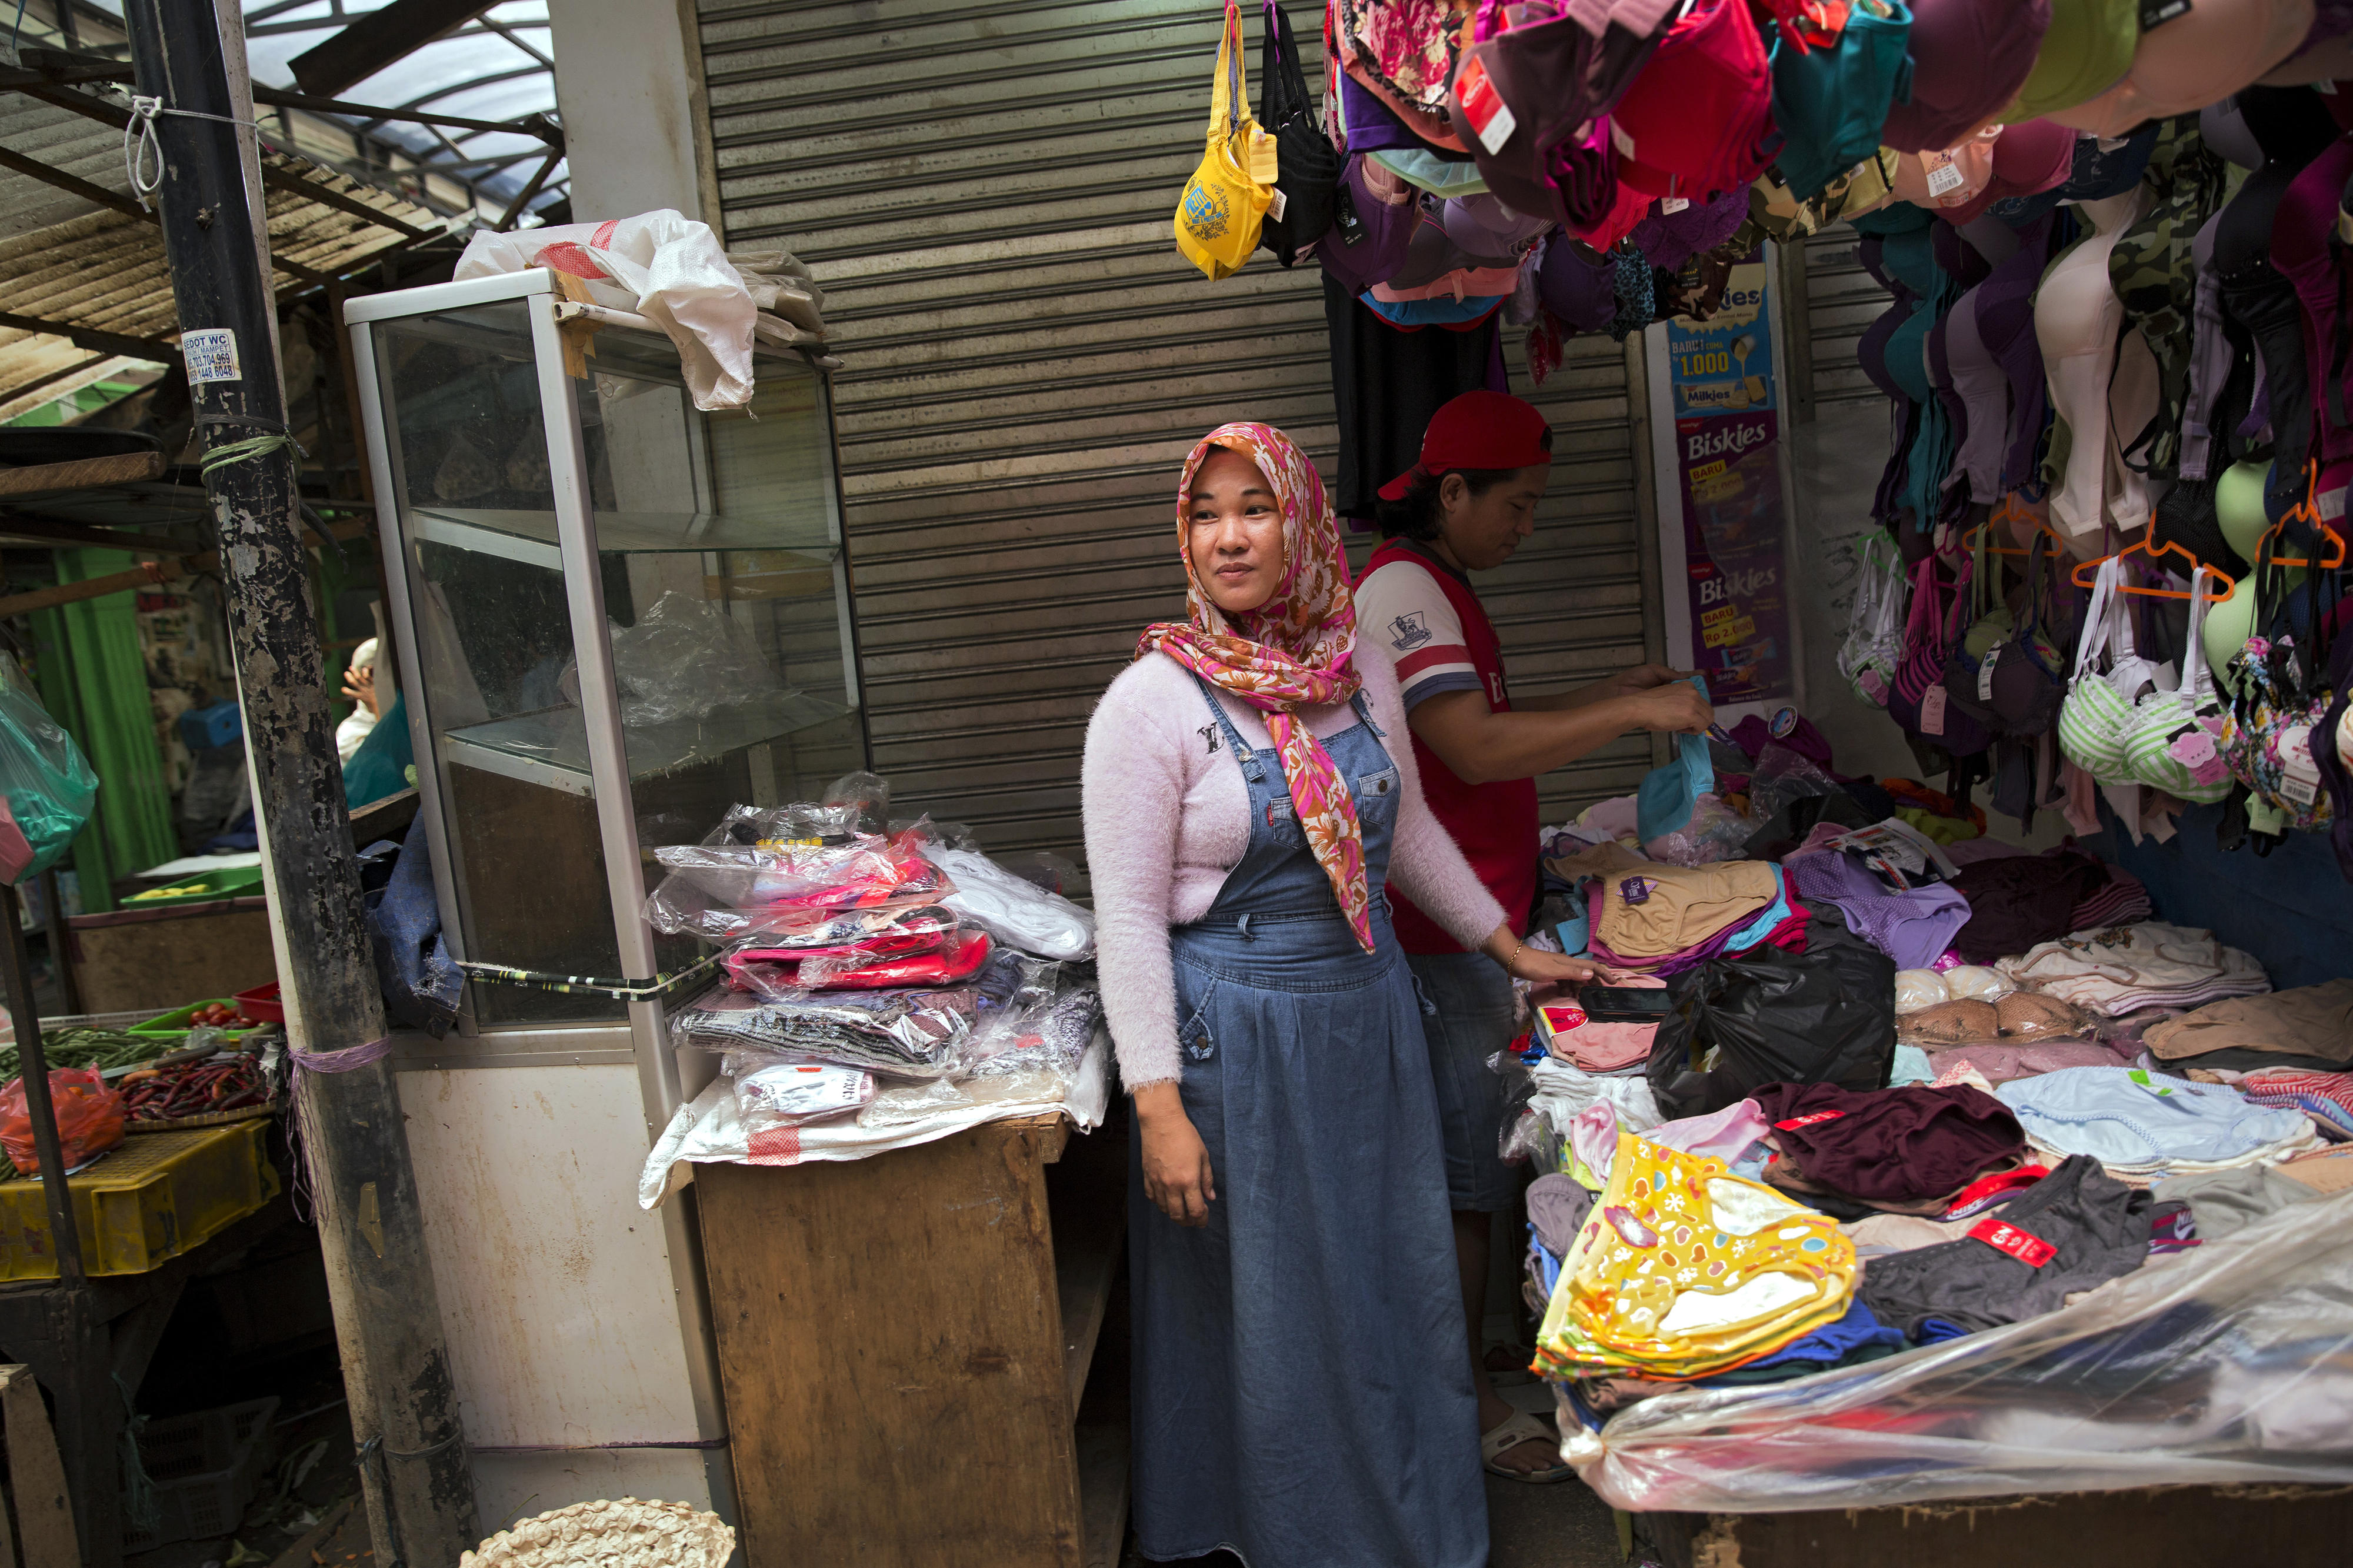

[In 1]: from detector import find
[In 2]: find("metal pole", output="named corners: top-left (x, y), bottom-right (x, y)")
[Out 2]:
top-left (119, 4), bottom-right (477, 1562)
top-left (0, 883), bottom-right (84, 1289)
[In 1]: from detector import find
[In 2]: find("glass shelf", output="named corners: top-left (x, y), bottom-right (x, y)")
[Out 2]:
top-left (444, 690), bottom-right (857, 796)
top-left (409, 505), bottom-right (841, 571)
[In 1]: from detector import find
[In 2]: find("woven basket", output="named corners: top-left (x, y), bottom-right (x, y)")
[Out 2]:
top-left (461, 1498), bottom-right (735, 1568)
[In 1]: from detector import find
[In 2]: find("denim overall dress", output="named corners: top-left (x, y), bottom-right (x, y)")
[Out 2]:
top-left (1129, 675), bottom-right (1485, 1568)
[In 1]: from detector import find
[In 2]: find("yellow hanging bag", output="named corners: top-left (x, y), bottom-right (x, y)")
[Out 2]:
top-left (1175, 0), bottom-right (1279, 282)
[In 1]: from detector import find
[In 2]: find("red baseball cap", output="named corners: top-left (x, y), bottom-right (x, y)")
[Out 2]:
top-left (1377, 391), bottom-right (1552, 501)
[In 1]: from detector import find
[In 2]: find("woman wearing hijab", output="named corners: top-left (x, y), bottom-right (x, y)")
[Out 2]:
top-left (1082, 424), bottom-right (1604, 1568)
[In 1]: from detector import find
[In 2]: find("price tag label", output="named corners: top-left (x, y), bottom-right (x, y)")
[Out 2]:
top-left (2279, 723), bottom-right (2323, 807)
top-left (1860, 668), bottom-right (1888, 703)
top-left (1977, 645), bottom-right (2001, 703)
top-left (1661, 196), bottom-right (1691, 215)
top-left (1774, 1110), bottom-right (1846, 1131)
top-left (1969, 1216), bottom-right (2057, 1267)
top-left (1924, 151), bottom-right (1965, 199)
top-left (1454, 55), bottom-right (1519, 156)
top-left (1920, 685), bottom-right (1949, 735)
top-left (1267, 187), bottom-right (1288, 222)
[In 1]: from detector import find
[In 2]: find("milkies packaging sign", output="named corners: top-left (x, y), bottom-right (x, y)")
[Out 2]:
top-left (1667, 255), bottom-right (1791, 707)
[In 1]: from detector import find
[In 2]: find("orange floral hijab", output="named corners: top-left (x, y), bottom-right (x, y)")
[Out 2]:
top-left (1136, 423), bottom-right (1376, 952)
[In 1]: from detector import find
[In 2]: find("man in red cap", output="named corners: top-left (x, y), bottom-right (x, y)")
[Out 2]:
top-left (1355, 389), bottom-right (1711, 1482)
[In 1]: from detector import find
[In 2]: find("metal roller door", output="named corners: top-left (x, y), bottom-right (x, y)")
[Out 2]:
top-left (694, 0), bottom-right (1661, 876)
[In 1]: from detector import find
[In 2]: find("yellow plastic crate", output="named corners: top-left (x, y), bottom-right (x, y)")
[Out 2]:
top-left (0, 1120), bottom-right (279, 1280)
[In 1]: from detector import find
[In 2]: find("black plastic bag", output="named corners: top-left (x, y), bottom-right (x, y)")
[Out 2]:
top-left (1645, 913), bottom-right (1896, 1120)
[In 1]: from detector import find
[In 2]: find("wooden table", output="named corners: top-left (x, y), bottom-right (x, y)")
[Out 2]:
top-left (696, 1111), bottom-right (1128, 1568)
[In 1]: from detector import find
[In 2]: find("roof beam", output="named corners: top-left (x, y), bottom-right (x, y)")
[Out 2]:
top-left (0, 311), bottom-right (178, 363)
top-left (0, 512), bottom-right (205, 555)
top-left (289, 0), bottom-right (500, 99)
top-left (0, 451), bottom-right (168, 500)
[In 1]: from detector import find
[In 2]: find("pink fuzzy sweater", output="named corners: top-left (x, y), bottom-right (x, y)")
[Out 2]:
top-left (1081, 650), bottom-right (1508, 1090)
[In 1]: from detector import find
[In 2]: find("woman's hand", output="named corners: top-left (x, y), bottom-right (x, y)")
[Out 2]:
top-left (1479, 922), bottom-right (1619, 987)
top-left (1134, 1082), bottom-right (1215, 1227)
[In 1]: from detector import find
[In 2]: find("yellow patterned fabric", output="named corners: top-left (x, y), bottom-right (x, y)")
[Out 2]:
top-left (1536, 1132), bottom-right (1858, 1380)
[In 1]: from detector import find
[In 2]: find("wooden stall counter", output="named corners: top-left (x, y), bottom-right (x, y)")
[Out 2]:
top-left (695, 1110), bottom-right (1128, 1568)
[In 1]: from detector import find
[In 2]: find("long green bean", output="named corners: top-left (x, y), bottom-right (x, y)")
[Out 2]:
top-left (0, 1028), bottom-right (175, 1085)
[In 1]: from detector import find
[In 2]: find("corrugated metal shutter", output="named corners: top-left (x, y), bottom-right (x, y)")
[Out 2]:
top-left (694, 0), bottom-right (1659, 878)
top-left (1791, 225), bottom-right (1892, 419)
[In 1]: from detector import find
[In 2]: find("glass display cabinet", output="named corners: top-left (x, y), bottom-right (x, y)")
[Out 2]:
top-left (346, 271), bottom-right (868, 1067)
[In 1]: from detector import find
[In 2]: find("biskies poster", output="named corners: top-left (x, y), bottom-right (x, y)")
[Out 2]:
top-left (1667, 254), bottom-right (1792, 707)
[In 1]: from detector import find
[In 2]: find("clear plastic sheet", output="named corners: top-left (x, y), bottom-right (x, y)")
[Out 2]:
top-left (1640, 793), bottom-right (1754, 868)
top-left (1748, 744), bottom-right (1842, 823)
top-left (966, 960), bottom-right (1103, 1092)
top-left (1557, 1189), bottom-right (2353, 1512)
top-left (608, 591), bottom-right (791, 725)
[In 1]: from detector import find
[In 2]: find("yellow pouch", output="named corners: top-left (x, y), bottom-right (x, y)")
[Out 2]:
top-left (1175, 0), bottom-right (1279, 282)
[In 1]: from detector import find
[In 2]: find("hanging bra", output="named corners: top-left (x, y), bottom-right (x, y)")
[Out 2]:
top-left (1941, 117), bottom-right (2079, 227)
top-left (2004, 0), bottom-right (2139, 122)
top-left (1884, 0), bottom-right (2050, 152)
top-left (2045, 0), bottom-right (2317, 138)
top-left (2036, 188), bottom-right (2151, 548)
top-left (1945, 285), bottom-right (2011, 505)
top-left (2106, 119), bottom-right (2231, 481)
top-left (2269, 140), bottom-right (2353, 487)
top-left (1975, 216), bottom-right (2063, 494)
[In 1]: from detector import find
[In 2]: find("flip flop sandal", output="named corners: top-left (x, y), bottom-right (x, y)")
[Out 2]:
top-left (1484, 1342), bottom-right (1538, 1387)
top-left (1480, 1408), bottom-right (1573, 1484)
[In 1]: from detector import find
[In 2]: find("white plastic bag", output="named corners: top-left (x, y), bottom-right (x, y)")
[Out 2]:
top-left (455, 211), bottom-right (758, 409)
top-left (928, 845), bottom-right (1096, 960)
top-left (1558, 1188), bottom-right (2353, 1512)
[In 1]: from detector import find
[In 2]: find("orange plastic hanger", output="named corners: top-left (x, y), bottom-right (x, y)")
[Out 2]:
top-left (2251, 519), bottom-right (2348, 570)
top-left (1964, 493), bottom-right (2067, 558)
top-left (2069, 526), bottom-right (2238, 602)
top-left (2240, 459), bottom-right (2351, 570)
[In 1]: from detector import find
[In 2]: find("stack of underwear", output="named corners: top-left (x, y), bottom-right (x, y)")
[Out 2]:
top-left (1995, 923), bottom-right (2271, 1017)
top-left (1541, 843), bottom-right (1808, 976)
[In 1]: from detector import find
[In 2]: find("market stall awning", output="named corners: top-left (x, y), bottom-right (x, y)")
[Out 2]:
top-left (0, 74), bottom-right (447, 413)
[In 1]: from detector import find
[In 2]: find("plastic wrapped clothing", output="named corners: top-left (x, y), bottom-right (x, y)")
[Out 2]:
top-left (928, 845), bottom-right (1096, 960)
top-left (1557, 1187), bottom-right (2353, 1511)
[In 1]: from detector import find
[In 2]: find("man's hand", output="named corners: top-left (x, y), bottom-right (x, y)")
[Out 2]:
top-left (341, 662), bottom-right (379, 718)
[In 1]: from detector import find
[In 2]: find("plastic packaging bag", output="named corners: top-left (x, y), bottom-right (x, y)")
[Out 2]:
top-left (669, 984), bottom-right (975, 1077)
top-left (1941, 963), bottom-right (2012, 1002)
top-left (1747, 743), bottom-right (1842, 824)
top-left (734, 1061), bottom-right (873, 1133)
top-left (0, 1066), bottom-right (124, 1175)
top-left (966, 959), bottom-right (1103, 1089)
top-left (1639, 793), bottom-right (1754, 867)
top-left (1894, 968), bottom-right (1951, 1012)
top-left (735, 929), bottom-right (992, 995)
top-left (454, 210), bottom-right (762, 410)
top-left (857, 1077), bottom-right (973, 1129)
top-left (652, 805), bottom-right (945, 913)
top-left (606, 592), bottom-right (791, 727)
top-left (0, 654), bottom-right (97, 884)
top-left (822, 770), bottom-right (892, 833)
top-left (1647, 923), bottom-right (1898, 1120)
top-left (1558, 1189), bottom-right (2353, 1512)
top-left (926, 845), bottom-right (1095, 960)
